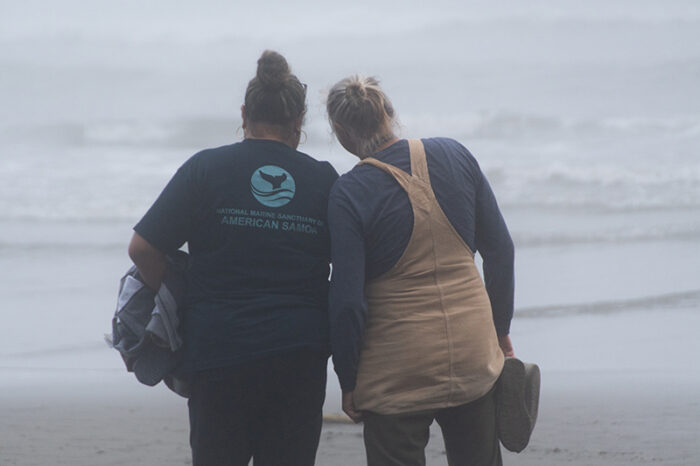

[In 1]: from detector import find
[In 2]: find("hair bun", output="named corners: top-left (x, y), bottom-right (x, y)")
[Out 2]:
top-left (346, 82), bottom-right (367, 99)
top-left (256, 50), bottom-right (290, 90)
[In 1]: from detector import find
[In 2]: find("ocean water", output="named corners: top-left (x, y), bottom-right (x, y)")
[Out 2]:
top-left (1, 0), bottom-right (699, 406)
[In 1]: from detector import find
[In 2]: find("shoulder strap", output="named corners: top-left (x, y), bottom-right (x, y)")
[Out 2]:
top-left (357, 139), bottom-right (429, 190)
top-left (357, 157), bottom-right (412, 191)
top-left (408, 139), bottom-right (430, 186)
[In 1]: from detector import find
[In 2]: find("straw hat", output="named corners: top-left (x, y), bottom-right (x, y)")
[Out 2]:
top-left (496, 357), bottom-right (541, 453)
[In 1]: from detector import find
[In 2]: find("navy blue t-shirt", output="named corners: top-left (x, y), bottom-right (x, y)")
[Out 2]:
top-left (134, 139), bottom-right (338, 373)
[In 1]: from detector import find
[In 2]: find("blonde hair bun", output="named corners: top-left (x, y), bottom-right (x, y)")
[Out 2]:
top-left (346, 82), bottom-right (367, 99)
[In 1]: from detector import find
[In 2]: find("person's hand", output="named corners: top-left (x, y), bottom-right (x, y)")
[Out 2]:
top-left (498, 335), bottom-right (515, 357)
top-left (342, 391), bottom-right (363, 423)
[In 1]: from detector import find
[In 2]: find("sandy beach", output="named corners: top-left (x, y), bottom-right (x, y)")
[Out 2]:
top-left (2, 370), bottom-right (698, 465)
top-left (2, 306), bottom-right (699, 466)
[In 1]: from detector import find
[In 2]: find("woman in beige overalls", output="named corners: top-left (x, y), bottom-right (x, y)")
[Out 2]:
top-left (326, 76), bottom-right (515, 466)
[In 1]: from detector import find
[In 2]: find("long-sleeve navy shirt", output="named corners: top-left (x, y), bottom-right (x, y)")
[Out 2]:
top-left (328, 138), bottom-right (514, 391)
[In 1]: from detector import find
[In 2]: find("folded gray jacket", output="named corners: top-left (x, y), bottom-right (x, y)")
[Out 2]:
top-left (109, 250), bottom-right (190, 398)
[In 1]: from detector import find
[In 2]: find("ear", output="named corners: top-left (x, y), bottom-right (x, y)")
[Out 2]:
top-left (240, 105), bottom-right (247, 129)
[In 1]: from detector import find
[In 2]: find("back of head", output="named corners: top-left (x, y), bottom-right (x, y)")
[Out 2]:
top-left (326, 75), bottom-right (396, 156)
top-left (244, 50), bottom-right (307, 127)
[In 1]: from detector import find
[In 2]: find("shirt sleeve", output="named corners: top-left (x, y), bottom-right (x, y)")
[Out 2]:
top-left (327, 187), bottom-right (368, 392)
top-left (323, 161), bottom-right (341, 184)
top-left (474, 171), bottom-right (515, 336)
top-left (134, 156), bottom-right (198, 253)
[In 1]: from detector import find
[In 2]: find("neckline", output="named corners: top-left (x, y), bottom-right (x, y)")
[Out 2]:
top-left (242, 138), bottom-right (295, 150)
top-left (371, 139), bottom-right (406, 161)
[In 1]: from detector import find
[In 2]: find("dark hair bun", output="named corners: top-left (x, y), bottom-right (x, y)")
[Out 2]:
top-left (256, 50), bottom-right (290, 90)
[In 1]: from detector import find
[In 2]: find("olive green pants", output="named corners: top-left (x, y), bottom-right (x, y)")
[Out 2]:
top-left (363, 388), bottom-right (502, 466)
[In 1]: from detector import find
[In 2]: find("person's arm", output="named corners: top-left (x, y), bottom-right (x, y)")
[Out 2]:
top-left (474, 170), bottom-right (515, 356)
top-left (128, 232), bottom-right (166, 291)
top-left (328, 189), bottom-right (367, 422)
top-left (130, 155), bottom-right (198, 289)
top-left (498, 334), bottom-right (514, 357)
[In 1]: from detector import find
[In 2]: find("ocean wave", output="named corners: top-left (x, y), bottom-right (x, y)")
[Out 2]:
top-left (513, 227), bottom-right (700, 248)
top-left (1, 112), bottom-right (699, 217)
top-left (512, 163), bottom-right (700, 187)
top-left (503, 199), bottom-right (700, 213)
top-left (0, 341), bottom-right (108, 359)
top-left (3, 118), bottom-right (240, 148)
top-left (5, 113), bottom-right (700, 148)
top-left (0, 241), bottom-right (124, 252)
top-left (479, 157), bottom-right (700, 212)
top-left (400, 113), bottom-right (700, 141)
top-left (1, 222), bottom-right (697, 250)
top-left (515, 289), bottom-right (700, 318)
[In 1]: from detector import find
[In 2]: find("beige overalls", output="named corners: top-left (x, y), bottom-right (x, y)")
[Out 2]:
top-left (353, 139), bottom-right (505, 415)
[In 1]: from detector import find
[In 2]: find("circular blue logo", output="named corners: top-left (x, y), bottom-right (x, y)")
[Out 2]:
top-left (250, 165), bottom-right (296, 208)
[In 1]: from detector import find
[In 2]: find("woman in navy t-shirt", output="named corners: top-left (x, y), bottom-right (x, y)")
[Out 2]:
top-left (129, 50), bottom-right (338, 466)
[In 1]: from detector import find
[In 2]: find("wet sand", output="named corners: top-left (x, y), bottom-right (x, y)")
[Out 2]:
top-left (2, 306), bottom-right (699, 465)
top-left (1, 368), bottom-right (699, 465)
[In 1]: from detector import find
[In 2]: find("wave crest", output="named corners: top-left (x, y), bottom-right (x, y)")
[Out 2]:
top-left (516, 289), bottom-right (700, 318)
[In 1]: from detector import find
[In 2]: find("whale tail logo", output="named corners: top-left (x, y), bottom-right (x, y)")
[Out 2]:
top-left (259, 170), bottom-right (287, 189)
top-left (250, 165), bottom-right (295, 208)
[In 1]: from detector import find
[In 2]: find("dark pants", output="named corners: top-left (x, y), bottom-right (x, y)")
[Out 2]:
top-left (363, 388), bottom-right (502, 466)
top-left (188, 350), bottom-right (327, 466)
